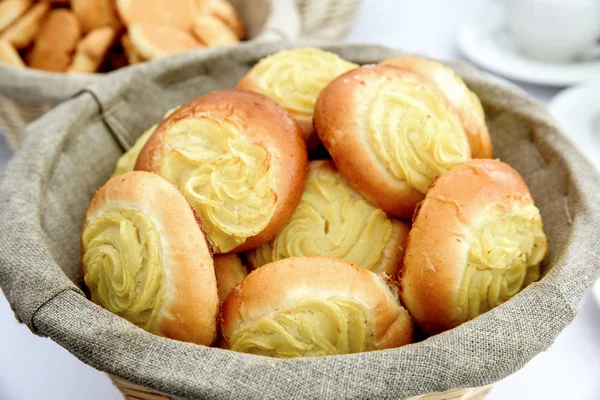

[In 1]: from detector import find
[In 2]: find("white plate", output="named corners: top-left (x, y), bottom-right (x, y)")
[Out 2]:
top-left (457, 2), bottom-right (600, 86)
top-left (549, 82), bottom-right (600, 172)
top-left (549, 82), bottom-right (600, 309)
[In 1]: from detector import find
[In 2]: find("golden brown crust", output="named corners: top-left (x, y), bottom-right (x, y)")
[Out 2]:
top-left (29, 9), bottom-right (81, 72)
top-left (383, 220), bottom-right (411, 277)
top-left (380, 56), bottom-right (493, 158)
top-left (401, 159), bottom-right (541, 334)
top-left (314, 65), bottom-right (437, 218)
top-left (135, 88), bottom-right (308, 253)
top-left (221, 256), bottom-right (413, 350)
top-left (83, 171), bottom-right (219, 345)
top-left (1, 2), bottom-right (50, 49)
top-left (71, 0), bottom-right (121, 33)
top-left (214, 253), bottom-right (248, 303)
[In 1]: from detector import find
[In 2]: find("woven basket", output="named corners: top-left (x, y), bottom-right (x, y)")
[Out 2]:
top-left (0, 0), bottom-right (360, 150)
top-left (109, 375), bottom-right (494, 399)
top-left (1, 42), bottom-right (599, 400)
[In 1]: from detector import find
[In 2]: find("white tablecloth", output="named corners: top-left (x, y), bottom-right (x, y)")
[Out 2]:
top-left (1, 1), bottom-right (599, 398)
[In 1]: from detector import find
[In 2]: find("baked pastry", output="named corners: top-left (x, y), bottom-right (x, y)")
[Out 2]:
top-left (68, 27), bottom-right (116, 73)
top-left (380, 56), bottom-right (493, 158)
top-left (0, 0), bottom-right (33, 34)
top-left (116, 0), bottom-right (195, 31)
top-left (248, 160), bottom-right (410, 276)
top-left (314, 64), bottom-right (471, 218)
top-left (82, 171), bottom-right (219, 345)
top-left (135, 89), bottom-right (308, 254)
top-left (128, 23), bottom-right (203, 60)
top-left (29, 9), bottom-right (81, 72)
top-left (401, 159), bottom-right (548, 334)
top-left (196, 0), bottom-right (244, 39)
top-left (0, 39), bottom-right (25, 67)
top-left (221, 256), bottom-right (414, 357)
top-left (237, 47), bottom-right (357, 150)
top-left (192, 15), bottom-right (239, 47)
top-left (214, 253), bottom-right (248, 303)
top-left (71, 0), bottom-right (121, 33)
top-left (1, 2), bottom-right (50, 49)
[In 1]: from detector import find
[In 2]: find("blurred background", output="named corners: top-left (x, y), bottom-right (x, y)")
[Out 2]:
top-left (1, 0), bottom-right (599, 399)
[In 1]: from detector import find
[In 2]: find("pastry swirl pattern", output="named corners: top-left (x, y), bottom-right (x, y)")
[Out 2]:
top-left (159, 117), bottom-right (277, 253)
top-left (82, 209), bottom-right (164, 332)
top-left (458, 202), bottom-right (547, 320)
top-left (366, 79), bottom-right (470, 194)
top-left (249, 162), bottom-right (393, 272)
top-left (252, 47), bottom-right (357, 118)
top-left (228, 296), bottom-right (369, 357)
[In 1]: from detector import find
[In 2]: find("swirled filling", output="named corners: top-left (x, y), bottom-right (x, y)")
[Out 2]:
top-left (250, 165), bottom-right (393, 272)
top-left (253, 47), bottom-right (357, 118)
top-left (458, 202), bottom-right (547, 321)
top-left (82, 209), bottom-right (164, 333)
top-left (229, 296), bottom-right (370, 357)
top-left (366, 79), bottom-right (470, 193)
top-left (159, 117), bottom-right (276, 253)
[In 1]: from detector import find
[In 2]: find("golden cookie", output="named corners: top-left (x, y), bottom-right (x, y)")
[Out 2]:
top-left (0, 0), bottom-right (33, 34)
top-left (0, 39), bottom-right (25, 67)
top-left (68, 27), bottom-right (116, 73)
top-left (72, 0), bottom-right (121, 33)
top-left (116, 0), bottom-right (196, 31)
top-left (1, 2), bottom-right (50, 49)
top-left (29, 9), bottom-right (81, 72)
top-left (192, 15), bottom-right (238, 47)
top-left (128, 23), bottom-right (203, 60)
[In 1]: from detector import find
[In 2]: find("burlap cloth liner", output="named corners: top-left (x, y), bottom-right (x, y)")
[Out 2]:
top-left (0, 42), bottom-right (599, 399)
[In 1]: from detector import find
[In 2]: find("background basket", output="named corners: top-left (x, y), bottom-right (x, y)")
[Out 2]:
top-left (0, 0), bottom-right (360, 150)
top-left (0, 42), bottom-right (599, 399)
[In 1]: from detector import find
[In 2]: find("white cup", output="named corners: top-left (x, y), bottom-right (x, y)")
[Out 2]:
top-left (505, 0), bottom-right (600, 63)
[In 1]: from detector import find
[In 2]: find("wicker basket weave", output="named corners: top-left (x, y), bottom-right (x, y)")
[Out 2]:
top-left (109, 375), bottom-right (493, 400)
top-left (0, 0), bottom-right (360, 150)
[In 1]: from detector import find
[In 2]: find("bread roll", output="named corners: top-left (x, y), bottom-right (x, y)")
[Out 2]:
top-left (68, 27), bottom-right (116, 73)
top-left (401, 159), bottom-right (548, 334)
top-left (248, 160), bottom-right (410, 276)
top-left (112, 108), bottom-right (179, 177)
top-left (214, 253), bottom-right (247, 303)
top-left (237, 47), bottom-right (357, 150)
top-left (29, 9), bottom-right (81, 72)
top-left (82, 171), bottom-right (219, 345)
top-left (71, 0), bottom-right (121, 33)
top-left (135, 89), bottom-right (308, 254)
top-left (380, 56), bottom-right (492, 158)
top-left (1, 2), bottom-right (50, 49)
top-left (0, 39), bottom-right (25, 67)
top-left (314, 65), bottom-right (471, 218)
top-left (0, 0), bottom-right (33, 34)
top-left (128, 23), bottom-right (203, 60)
top-left (221, 256), bottom-right (413, 357)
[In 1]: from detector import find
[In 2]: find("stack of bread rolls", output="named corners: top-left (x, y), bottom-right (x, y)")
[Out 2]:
top-left (81, 47), bottom-right (548, 358)
top-left (0, 0), bottom-right (244, 73)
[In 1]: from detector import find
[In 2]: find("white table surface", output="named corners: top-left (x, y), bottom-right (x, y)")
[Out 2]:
top-left (1, 1), bottom-right (599, 399)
